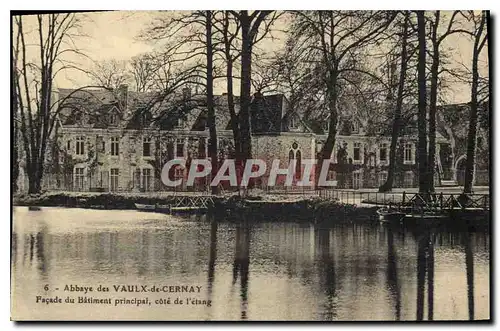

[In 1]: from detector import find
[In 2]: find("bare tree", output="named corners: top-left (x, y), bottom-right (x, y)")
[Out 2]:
top-left (416, 10), bottom-right (429, 194)
top-left (90, 59), bottom-right (132, 89)
top-left (12, 13), bottom-right (94, 194)
top-left (212, 11), bottom-right (242, 162)
top-left (229, 10), bottom-right (279, 163)
top-left (129, 53), bottom-right (157, 92)
top-left (426, 11), bottom-right (469, 191)
top-left (379, 11), bottom-right (411, 192)
top-left (206, 10), bottom-right (218, 195)
top-left (140, 11), bottom-right (220, 192)
top-left (463, 11), bottom-right (488, 193)
top-left (290, 10), bottom-right (396, 186)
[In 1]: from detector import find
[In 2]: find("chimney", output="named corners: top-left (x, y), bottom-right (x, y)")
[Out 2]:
top-left (117, 84), bottom-right (128, 111)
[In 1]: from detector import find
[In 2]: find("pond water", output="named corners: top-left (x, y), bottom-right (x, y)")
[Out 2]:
top-left (11, 207), bottom-right (490, 321)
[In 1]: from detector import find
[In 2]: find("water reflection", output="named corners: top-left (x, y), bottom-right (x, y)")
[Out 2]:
top-left (386, 227), bottom-right (401, 320)
top-left (11, 207), bottom-right (490, 321)
top-left (232, 223), bottom-right (251, 320)
top-left (315, 226), bottom-right (337, 321)
top-left (464, 231), bottom-right (475, 320)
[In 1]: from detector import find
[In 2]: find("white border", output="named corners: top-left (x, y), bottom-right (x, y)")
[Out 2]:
top-left (2, 2), bottom-right (497, 331)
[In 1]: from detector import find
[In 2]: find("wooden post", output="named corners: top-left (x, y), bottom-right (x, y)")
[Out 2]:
top-left (402, 191), bottom-right (406, 205)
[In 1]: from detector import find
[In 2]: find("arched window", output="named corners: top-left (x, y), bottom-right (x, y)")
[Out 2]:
top-left (289, 149), bottom-right (295, 162)
top-left (295, 150), bottom-right (302, 178)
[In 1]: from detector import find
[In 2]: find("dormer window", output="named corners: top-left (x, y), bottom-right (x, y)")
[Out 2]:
top-left (352, 120), bottom-right (360, 134)
top-left (141, 109), bottom-right (152, 127)
top-left (174, 115), bottom-right (184, 129)
top-left (109, 113), bottom-right (118, 126)
top-left (289, 115), bottom-right (298, 129)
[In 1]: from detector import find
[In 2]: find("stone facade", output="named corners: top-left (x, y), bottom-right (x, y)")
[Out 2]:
top-left (17, 86), bottom-right (456, 193)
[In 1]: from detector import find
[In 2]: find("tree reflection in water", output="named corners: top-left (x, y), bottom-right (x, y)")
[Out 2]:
top-left (206, 219), bottom-right (218, 320)
top-left (464, 230), bottom-right (475, 321)
top-left (232, 222), bottom-right (251, 320)
top-left (315, 225), bottom-right (337, 321)
top-left (386, 226), bottom-right (401, 320)
top-left (415, 229), bottom-right (436, 321)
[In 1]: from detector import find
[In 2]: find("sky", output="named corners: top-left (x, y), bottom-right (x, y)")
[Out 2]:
top-left (17, 10), bottom-right (489, 105)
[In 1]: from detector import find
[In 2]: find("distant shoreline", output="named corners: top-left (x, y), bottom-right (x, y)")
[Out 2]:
top-left (13, 191), bottom-right (489, 228)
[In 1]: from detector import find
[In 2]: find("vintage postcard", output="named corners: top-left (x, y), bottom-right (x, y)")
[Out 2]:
top-left (11, 10), bottom-right (490, 321)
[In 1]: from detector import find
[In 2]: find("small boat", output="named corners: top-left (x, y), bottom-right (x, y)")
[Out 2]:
top-left (135, 203), bottom-right (156, 211)
top-left (404, 212), bottom-right (448, 220)
top-left (376, 208), bottom-right (406, 223)
top-left (155, 204), bottom-right (171, 213)
top-left (28, 206), bottom-right (41, 211)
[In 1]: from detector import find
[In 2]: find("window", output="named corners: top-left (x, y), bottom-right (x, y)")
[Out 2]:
top-left (129, 137), bottom-right (136, 153)
top-left (109, 113), bottom-right (118, 126)
top-left (378, 172), bottom-right (388, 187)
top-left (295, 150), bottom-right (302, 178)
top-left (143, 137), bottom-right (152, 157)
top-left (111, 137), bottom-right (120, 156)
top-left (110, 168), bottom-right (119, 191)
top-left (380, 143), bottom-right (388, 163)
top-left (173, 115), bottom-right (184, 128)
top-left (142, 168), bottom-right (152, 192)
top-left (75, 136), bottom-right (85, 155)
top-left (404, 143), bottom-right (413, 163)
top-left (352, 121), bottom-right (360, 133)
top-left (174, 165), bottom-right (183, 179)
top-left (75, 167), bottom-right (85, 190)
top-left (101, 141), bottom-right (106, 153)
top-left (404, 171), bottom-right (413, 188)
top-left (67, 140), bottom-right (71, 152)
top-left (353, 142), bottom-right (361, 162)
top-left (289, 115), bottom-right (297, 129)
top-left (353, 171), bottom-right (362, 189)
top-left (198, 139), bottom-right (206, 158)
top-left (176, 141), bottom-right (184, 157)
top-left (141, 110), bottom-right (152, 127)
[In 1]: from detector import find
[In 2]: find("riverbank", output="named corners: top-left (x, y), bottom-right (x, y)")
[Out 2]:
top-left (13, 191), bottom-right (488, 225)
top-left (13, 191), bottom-right (379, 223)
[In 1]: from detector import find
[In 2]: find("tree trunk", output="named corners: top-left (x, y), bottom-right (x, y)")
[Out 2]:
top-left (206, 11), bottom-right (219, 195)
top-left (464, 12), bottom-right (486, 193)
top-left (417, 11), bottom-right (429, 194)
top-left (12, 85), bottom-right (19, 193)
top-left (428, 12), bottom-right (440, 193)
top-left (224, 35), bottom-right (241, 163)
top-left (227, 67), bottom-right (241, 160)
top-left (316, 73), bottom-right (338, 187)
top-left (380, 13), bottom-right (409, 193)
top-left (239, 11), bottom-right (253, 164)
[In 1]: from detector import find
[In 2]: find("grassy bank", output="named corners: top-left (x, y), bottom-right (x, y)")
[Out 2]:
top-left (13, 191), bottom-right (219, 210)
top-left (14, 191), bottom-right (379, 224)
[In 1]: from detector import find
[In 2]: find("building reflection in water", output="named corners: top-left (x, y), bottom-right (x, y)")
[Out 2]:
top-left (232, 223), bottom-right (251, 320)
top-left (11, 207), bottom-right (489, 321)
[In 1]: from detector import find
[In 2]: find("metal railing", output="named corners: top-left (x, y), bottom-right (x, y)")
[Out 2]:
top-left (317, 189), bottom-right (490, 211)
